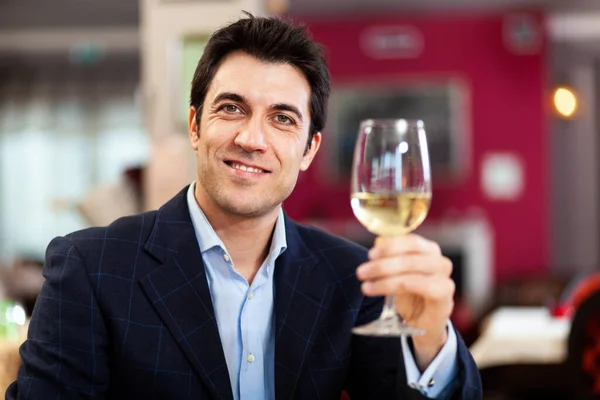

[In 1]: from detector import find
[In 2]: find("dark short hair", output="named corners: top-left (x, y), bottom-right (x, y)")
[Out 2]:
top-left (190, 12), bottom-right (330, 149)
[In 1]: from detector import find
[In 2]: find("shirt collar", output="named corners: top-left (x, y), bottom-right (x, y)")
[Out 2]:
top-left (186, 182), bottom-right (287, 260)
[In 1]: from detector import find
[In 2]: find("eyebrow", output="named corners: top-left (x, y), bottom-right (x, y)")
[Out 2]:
top-left (212, 92), bottom-right (247, 106)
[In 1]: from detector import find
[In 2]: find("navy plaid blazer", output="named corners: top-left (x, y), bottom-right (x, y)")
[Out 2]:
top-left (7, 186), bottom-right (481, 399)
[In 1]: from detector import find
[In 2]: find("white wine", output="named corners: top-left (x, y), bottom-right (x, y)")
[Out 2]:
top-left (351, 192), bottom-right (431, 236)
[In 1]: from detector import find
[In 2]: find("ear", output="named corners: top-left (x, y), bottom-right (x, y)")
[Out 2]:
top-left (188, 107), bottom-right (200, 150)
top-left (300, 132), bottom-right (322, 171)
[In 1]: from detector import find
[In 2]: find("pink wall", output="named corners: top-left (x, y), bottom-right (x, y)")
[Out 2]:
top-left (284, 10), bottom-right (549, 282)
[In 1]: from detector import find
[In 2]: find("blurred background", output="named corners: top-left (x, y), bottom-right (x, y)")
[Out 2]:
top-left (1, 0), bottom-right (600, 398)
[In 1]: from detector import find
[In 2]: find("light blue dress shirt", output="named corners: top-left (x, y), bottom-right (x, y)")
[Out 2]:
top-left (186, 182), bottom-right (459, 399)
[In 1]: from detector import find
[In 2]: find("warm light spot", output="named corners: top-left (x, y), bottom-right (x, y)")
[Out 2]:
top-left (554, 87), bottom-right (577, 118)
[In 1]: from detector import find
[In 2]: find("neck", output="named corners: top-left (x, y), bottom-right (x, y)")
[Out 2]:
top-left (194, 184), bottom-right (279, 282)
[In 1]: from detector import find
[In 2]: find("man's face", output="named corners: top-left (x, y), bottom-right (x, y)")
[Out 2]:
top-left (188, 51), bottom-right (321, 218)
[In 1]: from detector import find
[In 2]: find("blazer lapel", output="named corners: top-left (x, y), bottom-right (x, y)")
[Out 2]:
top-left (138, 187), bottom-right (233, 400)
top-left (274, 218), bottom-right (335, 400)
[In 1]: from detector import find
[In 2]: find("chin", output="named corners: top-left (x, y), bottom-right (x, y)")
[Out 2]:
top-left (219, 196), bottom-right (276, 218)
top-left (209, 183), bottom-right (292, 218)
top-left (225, 204), bottom-right (274, 218)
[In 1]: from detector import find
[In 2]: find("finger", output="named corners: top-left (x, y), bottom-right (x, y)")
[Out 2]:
top-left (370, 234), bottom-right (441, 259)
top-left (362, 274), bottom-right (455, 301)
top-left (356, 255), bottom-right (452, 280)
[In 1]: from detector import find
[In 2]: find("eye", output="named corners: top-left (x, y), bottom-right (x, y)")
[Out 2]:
top-left (275, 114), bottom-right (294, 125)
top-left (220, 104), bottom-right (242, 114)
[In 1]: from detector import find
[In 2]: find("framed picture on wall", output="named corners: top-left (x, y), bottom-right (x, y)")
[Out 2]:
top-left (324, 78), bottom-right (470, 184)
top-left (171, 35), bottom-right (210, 130)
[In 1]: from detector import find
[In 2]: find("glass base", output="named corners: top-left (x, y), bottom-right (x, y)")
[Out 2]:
top-left (352, 315), bottom-right (426, 337)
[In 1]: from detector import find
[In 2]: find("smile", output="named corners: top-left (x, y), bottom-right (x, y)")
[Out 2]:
top-left (225, 161), bottom-right (269, 174)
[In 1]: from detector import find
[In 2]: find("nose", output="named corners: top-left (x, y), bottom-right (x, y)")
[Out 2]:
top-left (234, 116), bottom-right (268, 152)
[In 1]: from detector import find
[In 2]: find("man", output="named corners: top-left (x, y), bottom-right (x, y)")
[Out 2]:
top-left (7, 13), bottom-right (481, 400)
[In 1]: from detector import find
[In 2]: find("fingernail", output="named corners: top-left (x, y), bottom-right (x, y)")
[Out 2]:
top-left (368, 248), bottom-right (379, 259)
top-left (356, 266), bottom-right (366, 278)
top-left (362, 282), bottom-right (372, 294)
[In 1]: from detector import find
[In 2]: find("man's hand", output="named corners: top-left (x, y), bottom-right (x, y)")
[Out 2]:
top-left (356, 234), bottom-right (455, 371)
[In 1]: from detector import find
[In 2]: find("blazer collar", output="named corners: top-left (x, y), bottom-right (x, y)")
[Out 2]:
top-left (139, 186), bottom-right (233, 400)
top-left (273, 216), bottom-right (335, 400)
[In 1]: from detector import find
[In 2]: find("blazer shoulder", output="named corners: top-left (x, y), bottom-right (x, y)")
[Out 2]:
top-left (51, 211), bottom-right (159, 266)
top-left (66, 210), bottom-right (158, 242)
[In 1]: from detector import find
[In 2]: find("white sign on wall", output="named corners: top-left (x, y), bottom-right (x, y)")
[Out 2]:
top-left (481, 153), bottom-right (525, 201)
top-left (360, 25), bottom-right (424, 59)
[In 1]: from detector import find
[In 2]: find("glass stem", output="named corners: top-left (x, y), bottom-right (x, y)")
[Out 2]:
top-left (380, 295), bottom-right (398, 320)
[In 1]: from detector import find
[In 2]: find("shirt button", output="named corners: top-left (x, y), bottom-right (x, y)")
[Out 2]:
top-left (247, 292), bottom-right (254, 300)
top-left (247, 354), bottom-right (255, 363)
top-left (428, 379), bottom-right (435, 387)
top-left (223, 253), bottom-right (230, 262)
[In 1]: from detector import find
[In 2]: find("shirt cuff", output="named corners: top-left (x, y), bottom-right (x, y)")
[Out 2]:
top-left (401, 320), bottom-right (459, 398)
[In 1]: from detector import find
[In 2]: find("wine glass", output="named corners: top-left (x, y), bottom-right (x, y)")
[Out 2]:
top-left (350, 119), bottom-right (432, 337)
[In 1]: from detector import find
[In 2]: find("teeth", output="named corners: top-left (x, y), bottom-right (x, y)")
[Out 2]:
top-left (232, 163), bottom-right (263, 173)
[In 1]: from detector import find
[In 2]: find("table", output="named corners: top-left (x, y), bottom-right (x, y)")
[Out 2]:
top-left (0, 337), bottom-right (23, 394)
top-left (469, 307), bottom-right (571, 369)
